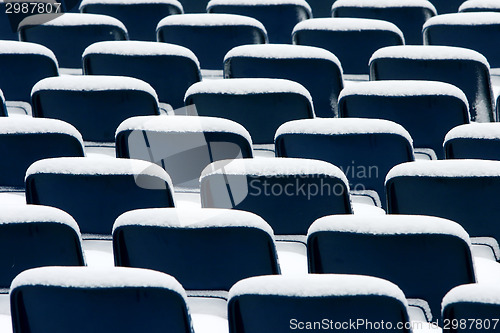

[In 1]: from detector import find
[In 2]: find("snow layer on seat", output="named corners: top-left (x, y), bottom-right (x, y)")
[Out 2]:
top-left (83, 41), bottom-right (200, 67)
top-left (459, 0), bottom-right (500, 11)
top-left (332, 0), bottom-right (436, 12)
top-left (157, 13), bottom-right (266, 31)
top-left (308, 214), bottom-right (471, 245)
top-left (424, 12), bottom-right (500, 29)
top-left (18, 13), bottom-right (127, 31)
top-left (114, 207), bottom-right (274, 236)
top-left (229, 274), bottom-right (407, 304)
top-left (0, 41), bottom-right (58, 65)
top-left (338, 80), bottom-right (469, 109)
top-left (386, 159), bottom-right (500, 179)
top-left (116, 115), bottom-right (252, 145)
top-left (80, 0), bottom-right (183, 8)
top-left (275, 118), bottom-right (413, 144)
top-left (200, 157), bottom-right (349, 185)
top-left (224, 44), bottom-right (342, 70)
top-left (292, 17), bottom-right (404, 37)
top-left (442, 283), bottom-right (500, 307)
top-left (445, 123), bottom-right (500, 141)
top-left (369, 45), bottom-right (490, 67)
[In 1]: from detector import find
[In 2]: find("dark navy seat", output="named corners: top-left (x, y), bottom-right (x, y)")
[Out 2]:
top-left (338, 80), bottom-right (470, 159)
top-left (370, 45), bottom-right (495, 122)
top-left (307, 214), bottom-right (476, 322)
top-left (80, 0), bottom-right (183, 41)
top-left (459, 0), bottom-right (500, 12)
top-left (275, 118), bottom-right (414, 208)
top-left (332, 0), bottom-right (436, 44)
top-left (18, 13), bottom-right (128, 69)
top-left (292, 18), bottom-right (404, 75)
top-left (207, 0), bottom-right (311, 44)
top-left (200, 158), bottom-right (352, 236)
top-left (228, 274), bottom-right (412, 333)
top-left (25, 157), bottom-right (175, 236)
top-left (83, 41), bottom-right (201, 110)
top-left (156, 13), bottom-right (267, 70)
top-left (224, 44), bottom-right (343, 118)
top-left (113, 208), bottom-right (280, 291)
top-left (185, 78), bottom-right (314, 145)
top-left (10, 266), bottom-right (193, 333)
top-left (115, 115), bottom-right (253, 190)
top-left (445, 123), bottom-right (500, 160)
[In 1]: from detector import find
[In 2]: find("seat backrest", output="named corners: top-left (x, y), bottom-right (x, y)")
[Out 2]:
top-left (83, 41), bottom-right (201, 109)
top-left (25, 157), bottom-right (175, 235)
top-left (339, 80), bottom-right (470, 159)
top-left (275, 118), bottom-right (414, 208)
top-left (113, 208), bottom-right (280, 291)
top-left (307, 214), bottom-right (476, 321)
top-left (115, 115), bottom-right (253, 190)
top-left (200, 158), bottom-right (352, 235)
top-left (156, 13), bottom-right (267, 70)
top-left (18, 13), bottom-right (128, 68)
top-left (80, 0), bottom-right (183, 41)
top-left (228, 274), bottom-right (412, 333)
top-left (369, 45), bottom-right (495, 122)
top-left (332, 0), bottom-right (436, 44)
top-left (224, 44), bottom-right (343, 118)
top-left (0, 41), bottom-right (58, 103)
top-left (445, 123), bottom-right (500, 160)
top-left (185, 78), bottom-right (314, 144)
top-left (10, 266), bottom-right (193, 333)
top-left (207, 0), bottom-right (311, 44)
top-left (293, 18), bottom-right (404, 75)
top-left (459, 0), bottom-right (500, 12)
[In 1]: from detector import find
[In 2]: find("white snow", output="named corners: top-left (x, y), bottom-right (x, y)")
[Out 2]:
top-left (308, 214), bottom-right (471, 245)
top-left (116, 115), bottom-right (252, 146)
top-left (113, 207), bottom-right (275, 237)
top-left (424, 12), bottom-right (500, 29)
top-left (82, 41), bottom-right (200, 68)
top-left (0, 89), bottom-right (4, 102)
top-left (80, 0), bottom-right (183, 9)
top-left (18, 13), bottom-right (127, 32)
top-left (207, 0), bottom-right (312, 14)
top-left (385, 159), bottom-right (500, 179)
top-left (332, 0), bottom-right (436, 12)
top-left (445, 123), bottom-right (500, 141)
top-left (0, 40), bottom-right (58, 66)
top-left (442, 283), bottom-right (500, 308)
top-left (275, 118), bottom-right (413, 145)
top-left (459, 0), bottom-right (500, 11)
top-left (369, 45), bottom-right (490, 68)
top-left (157, 13), bottom-right (267, 33)
top-left (338, 80), bottom-right (469, 109)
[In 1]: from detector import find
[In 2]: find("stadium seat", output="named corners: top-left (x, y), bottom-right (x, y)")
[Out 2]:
top-left (31, 75), bottom-right (160, 143)
top-left (224, 44), bottom-right (343, 118)
top-left (338, 80), bottom-right (470, 159)
top-left (292, 18), bottom-right (404, 76)
top-left (116, 115), bottom-right (253, 191)
top-left (459, 0), bottom-right (500, 12)
top-left (10, 266), bottom-right (193, 333)
top-left (184, 78), bottom-right (314, 145)
top-left (18, 13), bottom-right (128, 70)
top-left (228, 274), bottom-right (412, 333)
top-left (0, 205), bottom-right (84, 291)
top-left (83, 41), bottom-right (201, 111)
top-left (332, 0), bottom-right (436, 45)
top-left (307, 214), bottom-right (476, 321)
top-left (25, 157), bottom-right (175, 236)
top-left (370, 45), bottom-right (495, 122)
top-left (80, 0), bottom-right (183, 41)
top-left (156, 13), bottom-right (267, 70)
top-left (113, 207), bottom-right (280, 291)
top-left (206, 0), bottom-right (311, 44)
top-left (445, 123), bottom-right (500, 160)
top-left (275, 118), bottom-right (414, 208)
top-left (386, 159), bottom-right (500, 261)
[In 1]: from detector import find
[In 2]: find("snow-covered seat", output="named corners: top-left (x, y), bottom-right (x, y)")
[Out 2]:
top-left (338, 80), bottom-right (470, 159)
top-left (275, 118), bottom-right (414, 208)
top-left (224, 44), bottom-right (343, 118)
top-left (444, 123), bottom-right (500, 160)
top-left (10, 266), bottom-right (193, 333)
top-left (18, 13), bottom-right (128, 70)
top-left (332, 0), bottom-right (436, 45)
top-left (115, 115), bottom-right (253, 191)
top-left (80, 0), bottom-right (183, 41)
top-left (459, 0), bottom-right (500, 12)
top-left (83, 41), bottom-right (201, 111)
top-left (113, 208), bottom-right (280, 291)
top-left (228, 274), bottom-right (412, 333)
top-left (369, 45), bottom-right (495, 122)
top-left (307, 214), bottom-right (476, 322)
top-left (185, 78), bottom-right (314, 145)
top-left (386, 160), bottom-right (500, 261)
top-left (207, 0), bottom-right (311, 44)
top-left (0, 206), bottom-right (84, 292)
top-left (292, 18), bottom-right (404, 76)
top-left (156, 13), bottom-right (267, 70)
top-left (25, 157), bottom-right (175, 237)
